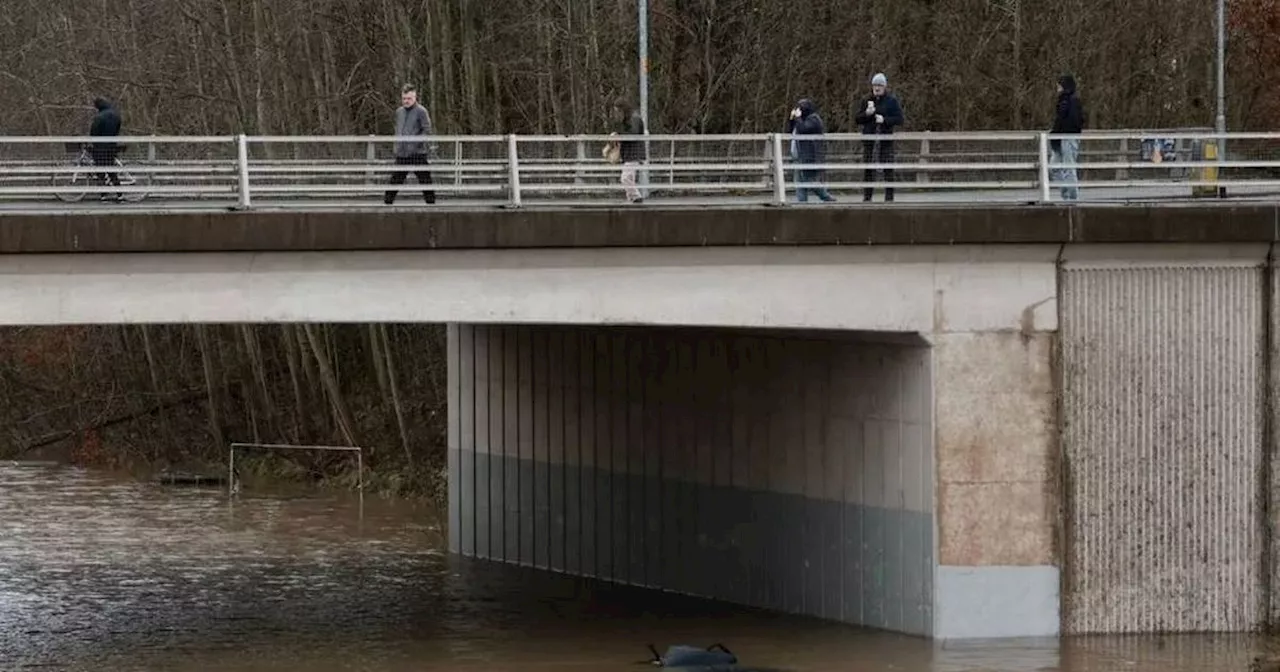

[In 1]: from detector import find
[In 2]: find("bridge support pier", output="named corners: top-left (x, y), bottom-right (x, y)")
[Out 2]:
top-left (446, 321), bottom-right (1062, 639)
top-left (930, 331), bottom-right (1059, 638)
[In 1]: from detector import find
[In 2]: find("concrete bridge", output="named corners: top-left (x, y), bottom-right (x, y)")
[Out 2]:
top-left (2, 202), bottom-right (1279, 640)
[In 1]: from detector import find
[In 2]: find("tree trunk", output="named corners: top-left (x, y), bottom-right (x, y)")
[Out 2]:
top-left (195, 325), bottom-right (226, 452)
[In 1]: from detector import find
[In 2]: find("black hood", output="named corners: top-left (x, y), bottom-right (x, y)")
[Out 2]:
top-left (797, 98), bottom-right (817, 117)
top-left (1058, 75), bottom-right (1077, 95)
top-left (93, 97), bottom-right (112, 111)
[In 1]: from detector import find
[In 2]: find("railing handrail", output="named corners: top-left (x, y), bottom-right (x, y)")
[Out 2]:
top-left (0, 129), bottom-right (1263, 210)
top-left (0, 129), bottom-right (1269, 143)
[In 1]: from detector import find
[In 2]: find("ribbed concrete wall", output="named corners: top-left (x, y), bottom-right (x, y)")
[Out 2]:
top-left (447, 324), bottom-right (935, 635)
top-left (1272, 264), bottom-right (1280, 627)
top-left (1060, 252), bottom-right (1267, 634)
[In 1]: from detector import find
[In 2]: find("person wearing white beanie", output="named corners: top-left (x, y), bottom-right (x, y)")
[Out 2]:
top-left (854, 72), bottom-right (904, 202)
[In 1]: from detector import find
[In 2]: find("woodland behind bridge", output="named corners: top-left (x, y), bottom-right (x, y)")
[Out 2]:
top-left (2, 0), bottom-right (1279, 137)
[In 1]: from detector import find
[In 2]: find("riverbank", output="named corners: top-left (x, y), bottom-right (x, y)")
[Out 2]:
top-left (0, 324), bottom-right (450, 503)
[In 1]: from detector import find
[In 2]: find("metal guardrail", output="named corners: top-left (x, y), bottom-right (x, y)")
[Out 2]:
top-left (0, 130), bottom-right (1266, 208)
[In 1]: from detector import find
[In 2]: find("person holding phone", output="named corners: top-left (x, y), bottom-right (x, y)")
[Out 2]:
top-left (786, 98), bottom-right (836, 203)
top-left (853, 73), bottom-right (904, 202)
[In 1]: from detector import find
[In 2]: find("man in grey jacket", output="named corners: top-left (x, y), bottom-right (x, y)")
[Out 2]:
top-left (384, 84), bottom-right (436, 205)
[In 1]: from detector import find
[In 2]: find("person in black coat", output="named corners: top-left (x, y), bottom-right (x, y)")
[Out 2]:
top-left (1050, 74), bottom-right (1085, 201)
top-left (853, 73), bottom-right (904, 202)
top-left (786, 98), bottom-right (835, 202)
top-left (89, 97), bottom-right (123, 201)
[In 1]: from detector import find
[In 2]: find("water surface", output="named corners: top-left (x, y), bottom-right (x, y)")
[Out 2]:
top-left (0, 463), bottom-right (1269, 671)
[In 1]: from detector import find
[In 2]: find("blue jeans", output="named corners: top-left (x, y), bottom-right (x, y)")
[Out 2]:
top-left (1051, 138), bottom-right (1080, 201)
top-left (797, 169), bottom-right (834, 202)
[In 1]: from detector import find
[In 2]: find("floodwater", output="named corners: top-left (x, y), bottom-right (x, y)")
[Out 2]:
top-left (0, 462), bottom-right (1272, 672)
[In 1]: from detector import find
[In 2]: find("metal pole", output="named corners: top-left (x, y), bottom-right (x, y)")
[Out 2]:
top-left (506, 134), bottom-right (522, 208)
top-left (1216, 0), bottom-right (1227, 192)
top-left (638, 0), bottom-right (649, 134)
top-left (771, 133), bottom-right (787, 205)
top-left (638, 0), bottom-right (651, 198)
top-left (235, 134), bottom-right (251, 209)
top-left (1216, 0), bottom-right (1226, 137)
top-left (1038, 132), bottom-right (1052, 204)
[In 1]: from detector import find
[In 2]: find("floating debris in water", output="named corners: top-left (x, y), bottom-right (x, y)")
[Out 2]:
top-left (153, 471), bottom-right (227, 487)
top-left (646, 643), bottom-right (737, 668)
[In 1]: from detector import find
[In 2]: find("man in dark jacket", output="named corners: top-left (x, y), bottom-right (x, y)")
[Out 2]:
top-left (853, 73), bottom-right (904, 202)
top-left (786, 98), bottom-right (835, 202)
top-left (1050, 74), bottom-right (1085, 201)
top-left (611, 98), bottom-right (647, 203)
top-left (89, 97), bottom-right (122, 201)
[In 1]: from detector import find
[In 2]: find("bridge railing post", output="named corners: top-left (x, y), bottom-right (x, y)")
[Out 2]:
top-left (574, 139), bottom-right (586, 186)
top-left (507, 134), bottom-right (522, 208)
top-left (236, 134), bottom-right (251, 210)
top-left (1037, 132), bottom-right (1051, 204)
top-left (771, 133), bottom-right (786, 205)
top-left (917, 133), bottom-right (930, 184)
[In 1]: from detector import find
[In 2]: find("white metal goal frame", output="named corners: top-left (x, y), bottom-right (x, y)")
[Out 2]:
top-left (227, 442), bottom-right (364, 496)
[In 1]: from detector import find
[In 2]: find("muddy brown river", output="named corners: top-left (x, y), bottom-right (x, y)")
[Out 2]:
top-left (0, 462), bottom-right (1270, 671)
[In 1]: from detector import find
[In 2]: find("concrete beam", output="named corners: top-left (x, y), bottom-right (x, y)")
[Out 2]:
top-left (0, 204), bottom-right (1273, 254)
top-left (0, 245), bottom-right (1058, 330)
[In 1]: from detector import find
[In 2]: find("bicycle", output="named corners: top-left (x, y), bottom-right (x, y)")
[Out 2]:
top-left (51, 143), bottom-right (150, 203)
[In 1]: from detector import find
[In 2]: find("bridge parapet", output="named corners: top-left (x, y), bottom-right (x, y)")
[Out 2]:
top-left (0, 130), bottom-right (1273, 210)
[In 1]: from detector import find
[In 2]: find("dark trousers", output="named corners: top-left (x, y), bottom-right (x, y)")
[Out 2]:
top-left (384, 155), bottom-right (435, 204)
top-left (862, 139), bottom-right (896, 201)
top-left (796, 169), bottom-right (835, 202)
top-left (91, 146), bottom-right (121, 198)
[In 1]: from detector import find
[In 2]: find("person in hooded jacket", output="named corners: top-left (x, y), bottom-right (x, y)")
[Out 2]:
top-left (1050, 74), bottom-right (1085, 201)
top-left (853, 73), bottom-right (904, 202)
top-left (786, 98), bottom-right (835, 203)
top-left (89, 97), bottom-right (123, 201)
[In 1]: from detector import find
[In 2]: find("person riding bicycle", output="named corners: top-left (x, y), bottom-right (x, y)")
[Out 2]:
top-left (89, 97), bottom-right (122, 201)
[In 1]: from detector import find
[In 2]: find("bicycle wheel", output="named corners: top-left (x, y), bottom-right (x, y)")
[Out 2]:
top-left (52, 161), bottom-right (89, 202)
top-left (117, 162), bottom-right (149, 203)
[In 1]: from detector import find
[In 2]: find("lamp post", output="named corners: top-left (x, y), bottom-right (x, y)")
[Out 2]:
top-left (1216, 0), bottom-right (1226, 138)
top-left (638, 0), bottom-right (650, 196)
top-left (639, 0), bottom-right (649, 134)
top-left (1216, 0), bottom-right (1227, 197)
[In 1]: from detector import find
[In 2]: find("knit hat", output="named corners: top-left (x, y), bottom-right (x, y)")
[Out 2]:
top-left (871, 73), bottom-right (888, 87)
